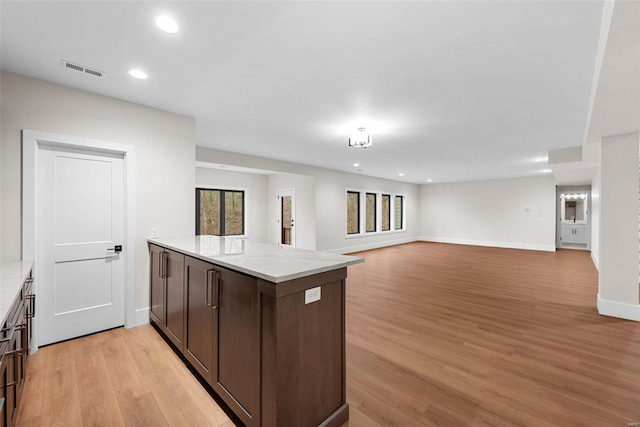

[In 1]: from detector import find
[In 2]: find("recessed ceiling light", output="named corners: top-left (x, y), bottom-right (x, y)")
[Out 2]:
top-left (398, 173), bottom-right (404, 177)
top-left (427, 179), bottom-right (433, 183)
top-left (155, 16), bottom-right (179, 33)
top-left (353, 163), bottom-right (359, 167)
top-left (128, 69), bottom-right (148, 80)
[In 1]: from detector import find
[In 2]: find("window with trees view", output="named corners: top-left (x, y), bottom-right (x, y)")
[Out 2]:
top-left (366, 193), bottom-right (376, 232)
top-left (196, 188), bottom-right (245, 236)
top-left (347, 190), bottom-right (405, 236)
top-left (381, 194), bottom-right (391, 231)
top-left (347, 191), bottom-right (360, 234)
top-left (395, 196), bottom-right (404, 230)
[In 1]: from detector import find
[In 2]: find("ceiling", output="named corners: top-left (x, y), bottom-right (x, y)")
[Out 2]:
top-left (1, 1), bottom-right (605, 184)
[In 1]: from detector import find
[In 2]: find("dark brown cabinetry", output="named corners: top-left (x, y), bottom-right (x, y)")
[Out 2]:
top-left (184, 256), bottom-right (215, 383)
top-left (148, 244), bottom-right (165, 326)
top-left (0, 272), bottom-right (34, 427)
top-left (213, 267), bottom-right (260, 427)
top-left (183, 257), bottom-right (260, 426)
top-left (149, 243), bottom-right (348, 427)
top-left (148, 244), bottom-right (185, 351)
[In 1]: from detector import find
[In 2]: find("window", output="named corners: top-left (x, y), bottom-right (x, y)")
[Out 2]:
top-left (345, 189), bottom-right (406, 237)
top-left (366, 193), bottom-right (376, 233)
top-left (381, 194), bottom-right (391, 231)
top-left (395, 195), bottom-right (404, 230)
top-left (196, 188), bottom-right (245, 236)
top-left (347, 191), bottom-right (360, 234)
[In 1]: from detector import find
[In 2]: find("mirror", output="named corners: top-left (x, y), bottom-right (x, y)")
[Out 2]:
top-left (561, 193), bottom-right (588, 223)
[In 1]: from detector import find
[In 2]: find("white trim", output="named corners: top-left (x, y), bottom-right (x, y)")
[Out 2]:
top-left (597, 294), bottom-right (640, 321)
top-left (418, 236), bottom-right (556, 252)
top-left (590, 251), bottom-right (599, 270)
top-left (345, 228), bottom-right (406, 239)
top-left (22, 129), bottom-right (137, 353)
top-left (324, 236), bottom-right (416, 255)
top-left (135, 307), bottom-right (150, 326)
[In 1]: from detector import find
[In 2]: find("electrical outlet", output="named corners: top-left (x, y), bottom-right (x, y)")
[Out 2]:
top-left (150, 228), bottom-right (159, 239)
top-left (305, 287), bottom-right (321, 304)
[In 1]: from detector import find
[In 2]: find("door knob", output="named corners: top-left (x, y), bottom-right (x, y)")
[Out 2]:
top-left (107, 245), bottom-right (123, 253)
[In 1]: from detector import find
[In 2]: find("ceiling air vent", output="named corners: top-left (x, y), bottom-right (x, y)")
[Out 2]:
top-left (61, 60), bottom-right (105, 78)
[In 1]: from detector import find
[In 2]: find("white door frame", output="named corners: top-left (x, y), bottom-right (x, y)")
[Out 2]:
top-left (22, 130), bottom-right (136, 353)
top-left (276, 188), bottom-right (296, 247)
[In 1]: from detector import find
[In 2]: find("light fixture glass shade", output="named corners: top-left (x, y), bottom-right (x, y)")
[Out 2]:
top-left (349, 128), bottom-right (372, 148)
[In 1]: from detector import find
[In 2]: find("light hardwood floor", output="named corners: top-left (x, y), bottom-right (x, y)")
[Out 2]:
top-left (16, 242), bottom-right (640, 426)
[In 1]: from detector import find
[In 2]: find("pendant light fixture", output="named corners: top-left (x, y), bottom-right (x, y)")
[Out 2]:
top-left (349, 128), bottom-right (373, 148)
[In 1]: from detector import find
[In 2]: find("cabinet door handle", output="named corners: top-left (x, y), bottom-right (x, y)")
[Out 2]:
top-left (212, 270), bottom-right (219, 310)
top-left (160, 252), bottom-right (168, 279)
top-left (158, 251), bottom-right (163, 278)
top-left (205, 269), bottom-right (214, 307)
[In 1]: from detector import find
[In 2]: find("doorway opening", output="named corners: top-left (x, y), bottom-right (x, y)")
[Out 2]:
top-left (22, 130), bottom-right (136, 351)
top-left (277, 188), bottom-right (295, 247)
top-left (556, 185), bottom-right (591, 250)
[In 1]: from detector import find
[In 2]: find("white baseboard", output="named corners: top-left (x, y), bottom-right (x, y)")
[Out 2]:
top-left (418, 236), bottom-right (556, 252)
top-left (597, 294), bottom-right (640, 321)
top-left (590, 251), bottom-right (599, 271)
top-left (134, 307), bottom-right (150, 327)
top-left (324, 236), bottom-right (417, 255)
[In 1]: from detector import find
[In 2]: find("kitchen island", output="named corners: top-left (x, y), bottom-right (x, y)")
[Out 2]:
top-left (148, 236), bottom-right (362, 427)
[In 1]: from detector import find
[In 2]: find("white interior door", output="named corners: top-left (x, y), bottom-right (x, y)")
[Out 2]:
top-left (37, 144), bottom-right (125, 346)
top-left (277, 189), bottom-right (295, 247)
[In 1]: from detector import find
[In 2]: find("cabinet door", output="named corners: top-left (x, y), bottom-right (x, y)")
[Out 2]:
top-left (0, 351), bottom-right (7, 427)
top-left (6, 325), bottom-right (17, 427)
top-left (15, 304), bottom-right (26, 404)
top-left (213, 267), bottom-right (260, 427)
top-left (574, 228), bottom-right (588, 245)
top-left (184, 257), bottom-right (215, 384)
top-left (561, 227), bottom-right (574, 244)
top-left (164, 250), bottom-right (186, 351)
top-left (149, 244), bottom-right (165, 326)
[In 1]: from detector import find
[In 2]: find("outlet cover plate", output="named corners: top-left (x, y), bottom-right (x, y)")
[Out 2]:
top-left (305, 287), bottom-right (321, 304)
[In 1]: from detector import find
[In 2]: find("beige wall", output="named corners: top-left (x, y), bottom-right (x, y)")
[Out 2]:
top-left (598, 132), bottom-right (639, 307)
top-left (195, 167), bottom-right (268, 243)
top-left (197, 147), bottom-right (419, 253)
top-left (0, 72), bottom-right (196, 310)
top-left (418, 176), bottom-right (557, 251)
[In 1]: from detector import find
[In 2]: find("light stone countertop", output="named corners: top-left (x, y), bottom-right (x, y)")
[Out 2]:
top-left (149, 236), bottom-right (363, 283)
top-left (0, 260), bottom-right (33, 324)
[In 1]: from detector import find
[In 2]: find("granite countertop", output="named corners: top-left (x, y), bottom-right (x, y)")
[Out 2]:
top-left (149, 236), bottom-right (363, 283)
top-left (0, 260), bottom-right (33, 324)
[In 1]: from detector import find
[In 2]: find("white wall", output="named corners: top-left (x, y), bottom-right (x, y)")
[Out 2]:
top-left (597, 132), bottom-right (639, 319)
top-left (590, 168), bottom-right (601, 268)
top-left (314, 170), bottom-right (418, 253)
top-left (0, 72), bottom-right (195, 311)
top-left (196, 148), bottom-right (419, 253)
top-left (418, 176), bottom-right (557, 251)
top-left (196, 167), bottom-right (268, 243)
top-left (267, 173), bottom-right (316, 250)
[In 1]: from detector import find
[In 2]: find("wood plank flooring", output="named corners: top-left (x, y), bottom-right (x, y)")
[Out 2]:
top-left (16, 324), bottom-right (232, 427)
top-left (16, 242), bottom-right (640, 426)
top-left (343, 242), bottom-right (640, 427)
